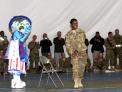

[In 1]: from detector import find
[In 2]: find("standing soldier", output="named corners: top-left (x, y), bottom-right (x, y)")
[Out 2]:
top-left (65, 18), bottom-right (87, 88)
top-left (0, 35), bottom-right (4, 75)
top-left (53, 31), bottom-right (65, 71)
top-left (105, 32), bottom-right (116, 72)
top-left (0, 31), bottom-right (9, 75)
top-left (114, 29), bottom-right (122, 70)
top-left (90, 32), bottom-right (105, 71)
top-left (28, 35), bottom-right (40, 72)
top-left (40, 33), bottom-right (52, 58)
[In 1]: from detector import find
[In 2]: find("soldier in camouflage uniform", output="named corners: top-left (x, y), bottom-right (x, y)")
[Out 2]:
top-left (104, 32), bottom-right (116, 71)
top-left (28, 35), bottom-right (40, 71)
top-left (0, 31), bottom-right (9, 75)
top-left (0, 41), bottom-right (4, 75)
top-left (114, 29), bottom-right (122, 70)
top-left (65, 18), bottom-right (87, 88)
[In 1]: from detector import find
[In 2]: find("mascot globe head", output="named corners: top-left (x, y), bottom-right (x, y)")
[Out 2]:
top-left (9, 16), bottom-right (32, 39)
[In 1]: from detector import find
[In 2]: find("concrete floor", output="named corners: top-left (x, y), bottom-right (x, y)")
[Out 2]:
top-left (0, 72), bottom-right (122, 92)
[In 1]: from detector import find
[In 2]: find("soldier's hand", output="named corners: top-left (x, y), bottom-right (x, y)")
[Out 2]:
top-left (112, 46), bottom-right (115, 49)
top-left (48, 53), bottom-right (52, 59)
top-left (72, 50), bottom-right (78, 57)
top-left (79, 50), bottom-right (87, 58)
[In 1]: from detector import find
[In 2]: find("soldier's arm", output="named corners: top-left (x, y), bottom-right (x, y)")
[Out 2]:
top-left (121, 35), bottom-right (122, 44)
top-left (36, 42), bottom-right (40, 49)
top-left (85, 39), bottom-right (89, 46)
top-left (79, 32), bottom-right (87, 52)
top-left (28, 42), bottom-right (31, 49)
top-left (112, 39), bottom-right (116, 48)
top-left (4, 36), bottom-right (9, 46)
top-left (40, 40), bottom-right (43, 46)
top-left (49, 40), bottom-right (52, 46)
top-left (28, 42), bottom-right (35, 49)
top-left (104, 39), bottom-right (113, 50)
top-left (3, 39), bottom-right (9, 51)
top-left (83, 33), bottom-right (89, 46)
top-left (90, 38), bottom-right (94, 45)
top-left (62, 38), bottom-right (65, 45)
top-left (65, 33), bottom-right (73, 55)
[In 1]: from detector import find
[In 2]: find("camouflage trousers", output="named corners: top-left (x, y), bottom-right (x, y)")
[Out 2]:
top-left (29, 53), bottom-right (39, 69)
top-left (0, 60), bottom-right (4, 72)
top-left (71, 51), bottom-right (87, 80)
top-left (93, 51), bottom-right (104, 70)
top-left (115, 47), bottom-right (122, 69)
top-left (105, 50), bottom-right (116, 68)
top-left (0, 50), bottom-right (4, 73)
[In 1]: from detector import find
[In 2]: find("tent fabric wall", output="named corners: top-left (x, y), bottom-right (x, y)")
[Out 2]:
top-left (0, 0), bottom-right (122, 59)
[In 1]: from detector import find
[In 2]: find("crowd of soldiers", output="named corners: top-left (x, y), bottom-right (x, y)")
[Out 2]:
top-left (90, 29), bottom-right (122, 73)
top-left (27, 18), bottom-right (122, 88)
top-left (27, 29), bottom-right (122, 73)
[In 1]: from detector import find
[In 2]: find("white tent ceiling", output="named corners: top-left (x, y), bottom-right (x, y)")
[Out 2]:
top-left (0, 0), bottom-right (122, 40)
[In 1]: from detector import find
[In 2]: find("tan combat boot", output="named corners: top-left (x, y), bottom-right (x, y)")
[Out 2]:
top-left (74, 78), bottom-right (79, 88)
top-left (78, 78), bottom-right (83, 88)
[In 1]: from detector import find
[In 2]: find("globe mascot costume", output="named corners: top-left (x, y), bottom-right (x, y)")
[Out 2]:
top-left (5, 16), bottom-right (32, 88)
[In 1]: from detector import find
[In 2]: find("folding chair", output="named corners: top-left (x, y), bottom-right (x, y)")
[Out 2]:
top-left (38, 56), bottom-right (64, 87)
